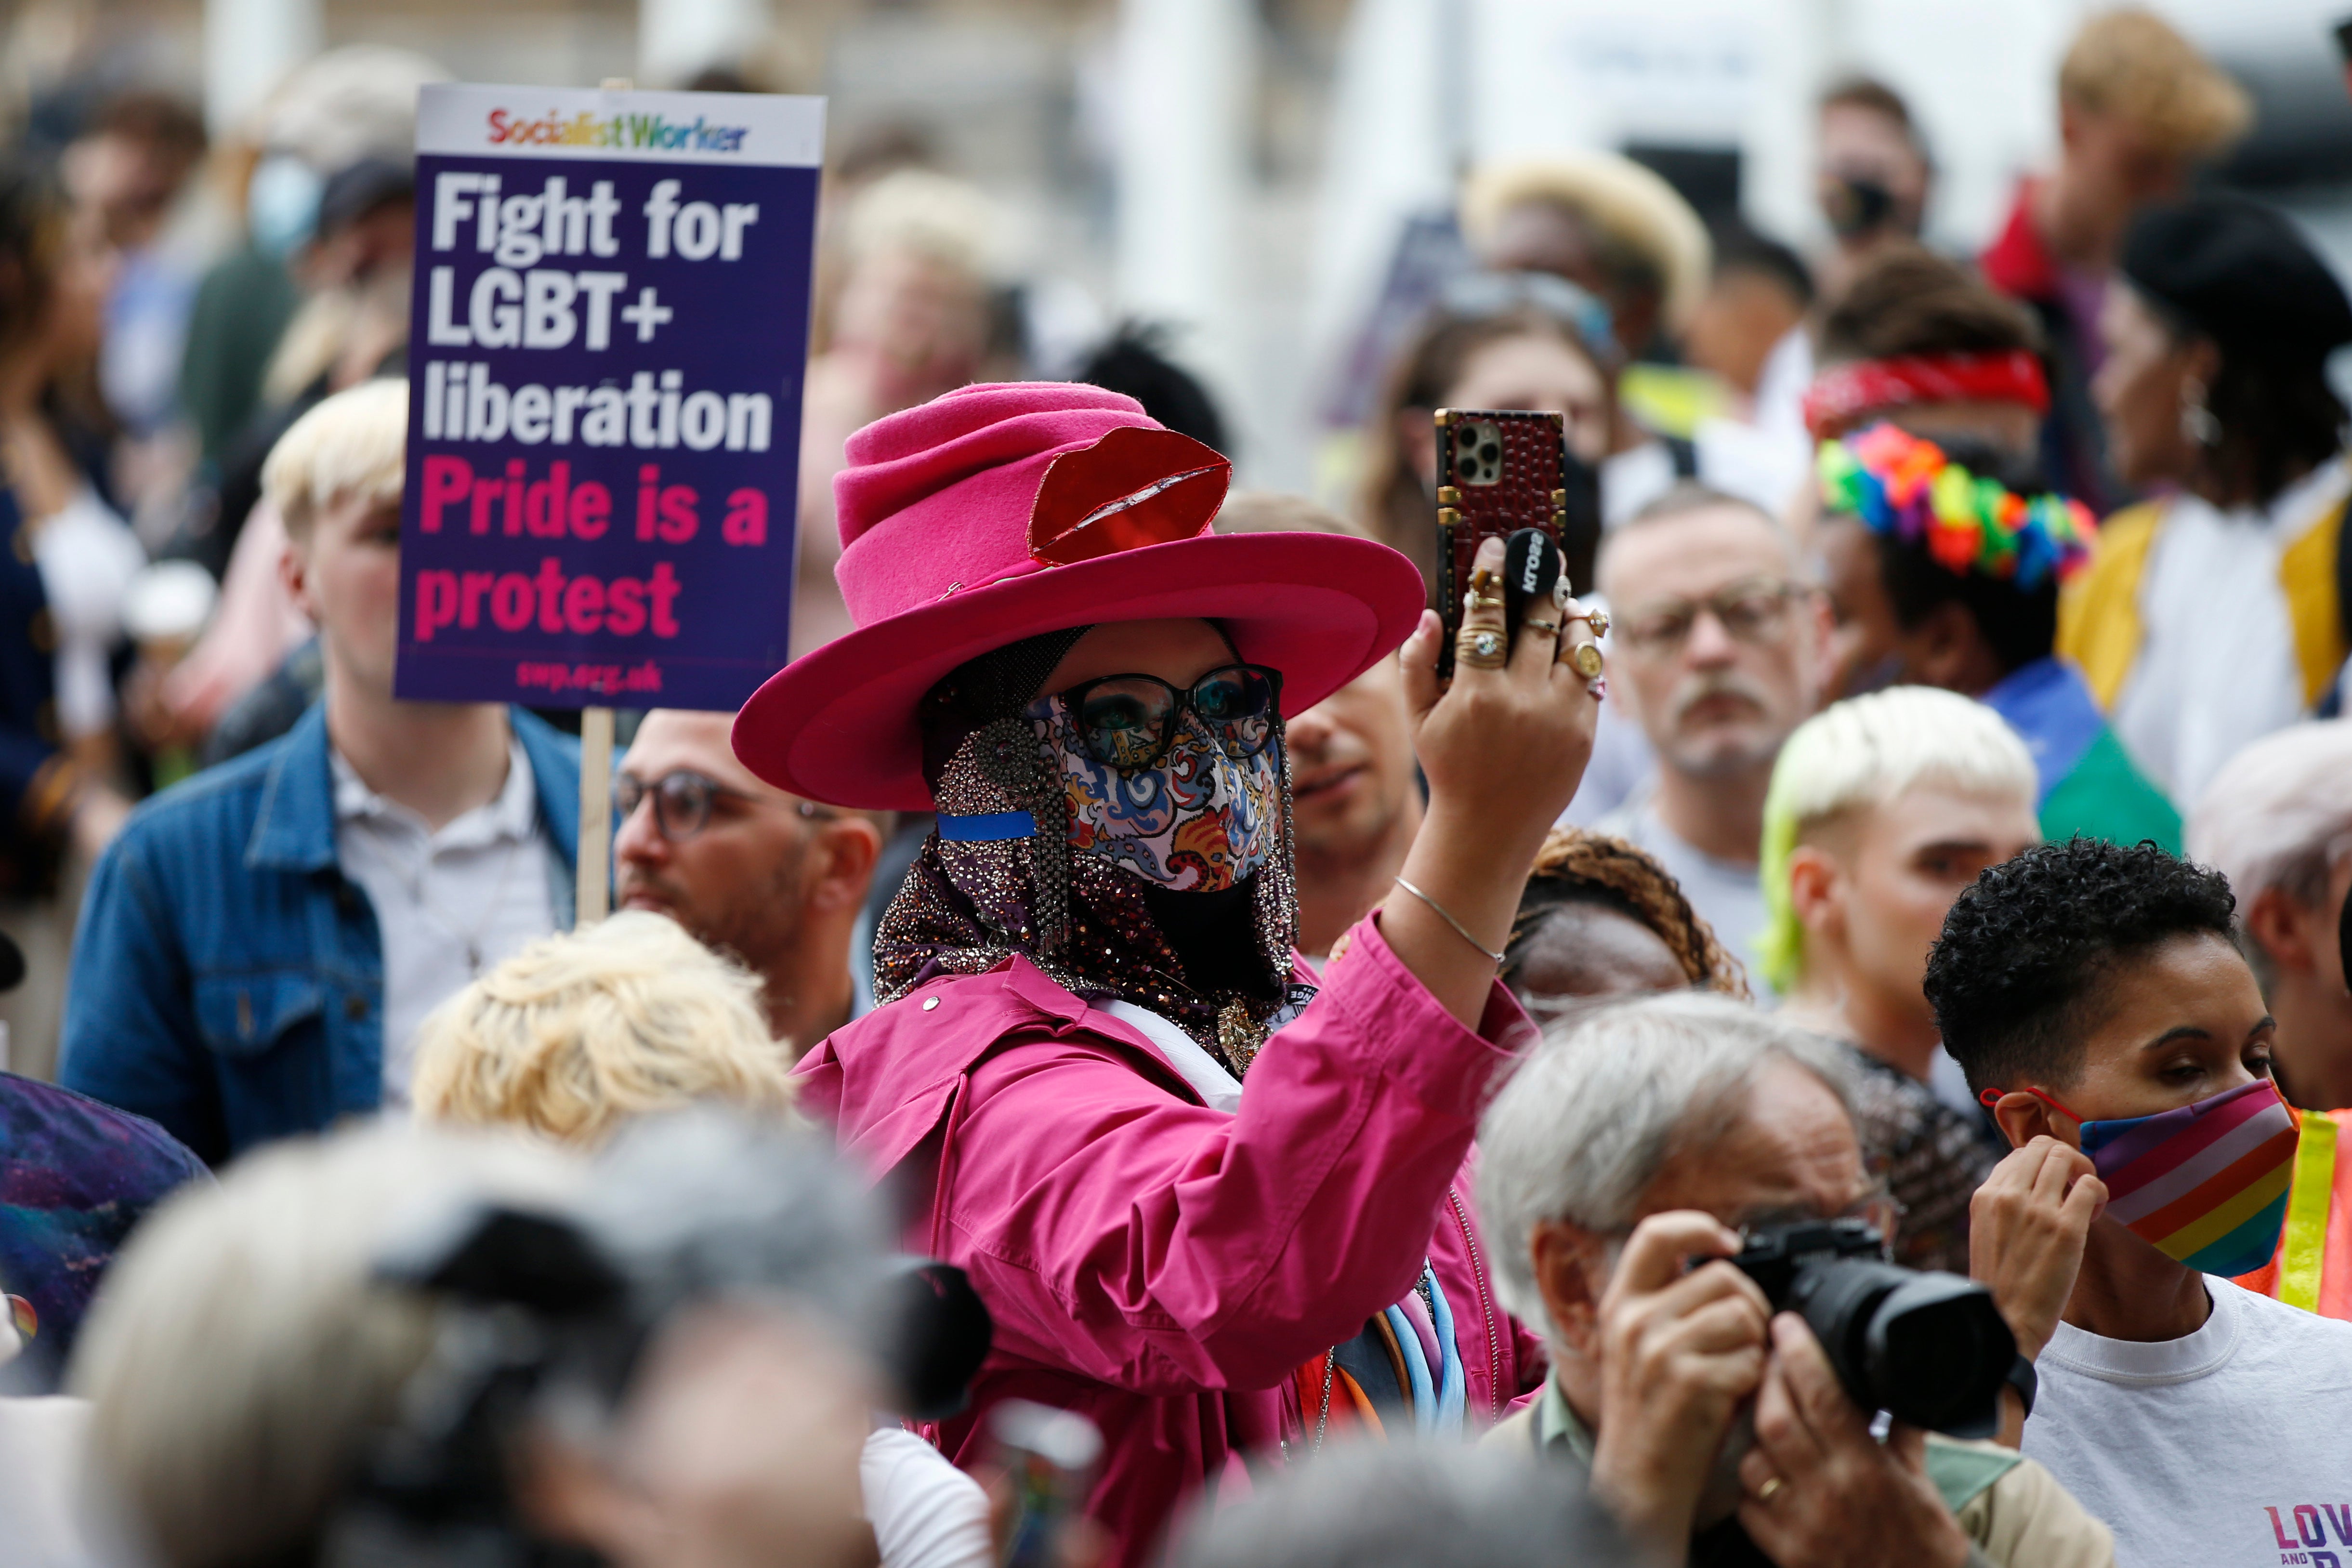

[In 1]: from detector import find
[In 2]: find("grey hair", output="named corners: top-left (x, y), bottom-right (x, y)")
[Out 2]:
top-left (1169, 1437), bottom-right (1622, 1568)
top-left (1476, 991), bottom-right (1854, 1337)
top-left (2189, 719), bottom-right (2352, 919)
top-left (70, 1124), bottom-right (580, 1568)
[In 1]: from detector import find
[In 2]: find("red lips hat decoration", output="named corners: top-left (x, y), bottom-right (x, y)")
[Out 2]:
top-left (733, 382), bottom-right (1425, 811)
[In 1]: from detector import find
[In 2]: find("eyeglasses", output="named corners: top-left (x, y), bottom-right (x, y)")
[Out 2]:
top-left (1616, 579), bottom-right (1803, 658)
top-left (615, 769), bottom-right (833, 842)
top-left (1060, 664), bottom-right (1284, 772)
top-left (1596, 1186), bottom-right (1903, 1248)
top-left (1734, 1188), bottom-right (1905, 1249)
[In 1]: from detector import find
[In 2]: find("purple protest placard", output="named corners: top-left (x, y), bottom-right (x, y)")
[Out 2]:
top-left (397, 83), bottom-right (823, 711)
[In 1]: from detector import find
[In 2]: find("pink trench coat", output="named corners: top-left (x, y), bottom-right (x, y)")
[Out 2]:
top-left (796, 916), bottom-right (1547, 1567)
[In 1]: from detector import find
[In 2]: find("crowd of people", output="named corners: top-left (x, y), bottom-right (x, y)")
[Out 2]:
top-left (6, 7), bottom-right (2352, 1568)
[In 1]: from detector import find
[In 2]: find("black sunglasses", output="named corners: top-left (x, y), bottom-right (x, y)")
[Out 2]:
top-left (616, 768), bottom-right (832, 841)
top-left (1059, 663), bottom-right (1284, 772)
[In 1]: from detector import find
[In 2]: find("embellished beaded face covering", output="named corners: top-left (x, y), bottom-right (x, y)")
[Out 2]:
top-left (1034, 692), bottom-right (1278, 893)
top-left (874, 631), bottom-right (1304, 1069)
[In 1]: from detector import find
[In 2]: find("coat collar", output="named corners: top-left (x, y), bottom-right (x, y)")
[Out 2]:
top-left (246, 701), bottom-right (581, 873)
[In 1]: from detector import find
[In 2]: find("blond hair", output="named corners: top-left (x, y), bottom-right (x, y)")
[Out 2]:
top-left (260, 377), bottom-right (408, 539)
top-left (411, 910), bottom-right (798, 1149)
top-left (1756, 687), bottom-right (2037, 993)
top-left (1459, 151), bottom-right (1713, 333)
top-left (842, 167), bottom-right (1005, 279)
top-left (2060, 9), bottom-right (2251, 155)
top-left (71, 1125), bottom-right (577, 1568)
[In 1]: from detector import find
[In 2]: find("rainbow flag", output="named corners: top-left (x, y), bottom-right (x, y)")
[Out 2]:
top-left (2088, 1079), bottom-right (2299, 1277)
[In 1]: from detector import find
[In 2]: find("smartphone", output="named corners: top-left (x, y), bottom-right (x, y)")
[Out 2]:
top-left (989, 1400), bottom-right (1104, 1568)
top-left (1432, 408), bottom-right (1601, 677)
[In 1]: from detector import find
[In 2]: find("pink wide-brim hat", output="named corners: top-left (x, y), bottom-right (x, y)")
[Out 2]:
top-left (734, 382), bottom-right (1425, 811)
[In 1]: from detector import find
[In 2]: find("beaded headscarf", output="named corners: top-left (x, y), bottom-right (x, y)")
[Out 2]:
top-left (872, 627), bottom-right (1306, 1072)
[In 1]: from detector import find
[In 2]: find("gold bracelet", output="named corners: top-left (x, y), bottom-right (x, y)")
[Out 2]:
top-left (1393, 875), bottom-right (1506, 965)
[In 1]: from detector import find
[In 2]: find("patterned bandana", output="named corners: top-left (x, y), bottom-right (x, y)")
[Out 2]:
top-left (875, 636), bottom-right (1305, 1068)
top-left (1038, 692), bottom-right (1279, 893)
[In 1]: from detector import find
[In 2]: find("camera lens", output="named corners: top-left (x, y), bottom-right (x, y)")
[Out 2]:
top-left (1787, 1260), bottom-right (2014, 1436)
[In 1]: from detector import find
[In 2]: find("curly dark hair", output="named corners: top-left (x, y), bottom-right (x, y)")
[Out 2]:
top-left (1923, 838), bottom-right (2238, 1094)
top-left (1506, 827), bottom-right (1749, 998)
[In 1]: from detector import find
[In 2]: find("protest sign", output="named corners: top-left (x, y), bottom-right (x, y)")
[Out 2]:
top-left (397, 82), bottom-right (822, 712)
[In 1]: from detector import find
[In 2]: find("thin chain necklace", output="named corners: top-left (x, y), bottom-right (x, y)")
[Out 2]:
top-left (409, 830), bottom-right (528, 975)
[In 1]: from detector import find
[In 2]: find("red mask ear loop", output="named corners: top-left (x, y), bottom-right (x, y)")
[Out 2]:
top-left (1978, 1084), bottom-right (2090, 1126)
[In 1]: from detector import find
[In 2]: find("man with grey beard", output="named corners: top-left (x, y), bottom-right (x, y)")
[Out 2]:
top-left (1596, 487), bottom-right (1829, 977)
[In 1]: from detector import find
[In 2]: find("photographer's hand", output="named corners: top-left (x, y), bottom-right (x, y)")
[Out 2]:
top-left (1970, 1136), bottom-right (2104, 1361)
top-left (1385, 534), bottom-right (1601, 1028)
top-left (1735, 1314), bottom-right (1970, 1568)
top-left (1587, 1211), bottom-right (1771, 1552)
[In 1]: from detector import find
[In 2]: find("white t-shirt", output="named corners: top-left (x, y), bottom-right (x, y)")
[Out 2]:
top-left (1593, 795), bottom-right (1768, 979)
top-left (861, 1426), bottom-right (993, 1568)
top-left (2022, 1278), bottom-right (2352, 1568)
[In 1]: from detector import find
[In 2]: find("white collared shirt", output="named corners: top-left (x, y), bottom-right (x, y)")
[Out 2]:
top-left (331, 737), bottom-right (558, 1103)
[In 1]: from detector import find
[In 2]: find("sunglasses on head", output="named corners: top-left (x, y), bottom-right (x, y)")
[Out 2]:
top-left (1059, 663), bottom-right (1284, 772)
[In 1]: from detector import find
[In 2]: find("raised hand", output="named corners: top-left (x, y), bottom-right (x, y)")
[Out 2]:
top-left (1381, 534), bottom-right (1602, 1026)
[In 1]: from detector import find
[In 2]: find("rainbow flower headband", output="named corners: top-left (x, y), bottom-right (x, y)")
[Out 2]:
top-left (1818, 423), bottom-right (2097, 592)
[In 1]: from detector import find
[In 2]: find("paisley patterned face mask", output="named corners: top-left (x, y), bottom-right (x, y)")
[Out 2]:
top-left (1029, 688), bottom-right (1280, 892)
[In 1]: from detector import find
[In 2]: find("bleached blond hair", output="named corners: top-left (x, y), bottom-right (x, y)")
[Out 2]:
top-left (260, 376), bottom-right (408, 539)
top-left (1756, 686), bottom-right (2037, 993)
top-left (2060, 9), bottom-right (2251, 155)
top-left (70, 1124), bottom-right (578, 1568)
top-left (411, 910), bottom-right (799, 1149)
top-left (2189, 719), bottom-right (2352, 921)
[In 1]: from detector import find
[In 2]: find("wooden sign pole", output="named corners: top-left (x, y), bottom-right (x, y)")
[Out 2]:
top-left (572, 78), bottom-right (632, 933)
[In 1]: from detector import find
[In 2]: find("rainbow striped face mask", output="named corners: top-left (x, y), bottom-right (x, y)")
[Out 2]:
top-left (1988, 1078), bottom-right (2298, 1277)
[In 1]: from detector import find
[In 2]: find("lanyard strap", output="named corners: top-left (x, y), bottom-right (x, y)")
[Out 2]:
top-left (2280, 1111), bottom-right (2339, 1313)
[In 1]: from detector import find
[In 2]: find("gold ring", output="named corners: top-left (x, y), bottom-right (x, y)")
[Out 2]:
top-left (1468, 566), bottom-right (1502, 595)
top-left (1522, 616), bottom-right (1562, 636)
top-left (1464, 589), bottom-right (1505, 615)
top-left (1456, 629), bottom-right (1507, 669)
top-left (1756, 1476), bottom-right (1784, 1504)
top-left (1564, 643), bottom-right (1604, 680)
top-left (1571, 607), bottom-right (1610, 640)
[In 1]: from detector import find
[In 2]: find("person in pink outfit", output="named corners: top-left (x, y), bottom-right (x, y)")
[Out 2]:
top-left (733, 382), bottom-right (1605, 1565)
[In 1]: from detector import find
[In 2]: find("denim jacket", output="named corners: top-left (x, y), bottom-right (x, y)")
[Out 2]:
top-left (59, 702), bottom-right (581, 1164)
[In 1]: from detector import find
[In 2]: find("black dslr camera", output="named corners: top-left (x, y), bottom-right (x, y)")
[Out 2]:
top-left (1730, 1218), bottom-right (2014, 1437)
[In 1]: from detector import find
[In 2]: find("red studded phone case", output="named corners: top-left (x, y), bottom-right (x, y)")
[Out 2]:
top-left (1434, 408), bottom-right (1568, 679)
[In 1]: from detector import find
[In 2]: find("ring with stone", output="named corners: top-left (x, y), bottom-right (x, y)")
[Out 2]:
top-left (1457, 628), bottom-right (1508, 669)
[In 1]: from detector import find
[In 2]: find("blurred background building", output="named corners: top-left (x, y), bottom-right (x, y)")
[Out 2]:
top-left (4, 0), bottom-right (2346, 500)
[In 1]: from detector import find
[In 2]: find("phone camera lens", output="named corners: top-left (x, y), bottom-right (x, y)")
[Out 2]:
top-left (1479, 443), bottom-right (1500, 466)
